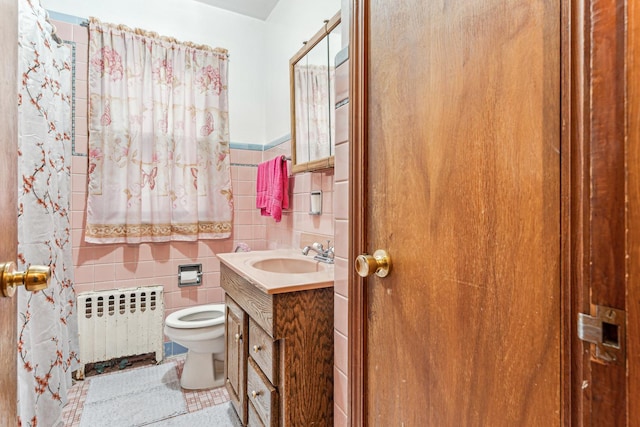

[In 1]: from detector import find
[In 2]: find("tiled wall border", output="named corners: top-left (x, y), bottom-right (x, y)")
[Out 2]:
top-left (61, 40), bottom-right (86, 157)
top-left (48, 10), bottom-right (87, 26)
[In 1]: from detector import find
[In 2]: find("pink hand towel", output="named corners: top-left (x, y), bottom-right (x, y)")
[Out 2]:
top-left (256, 161), bottom-right (268, 210)
top-left (256, 156), bottom-right (289, 222)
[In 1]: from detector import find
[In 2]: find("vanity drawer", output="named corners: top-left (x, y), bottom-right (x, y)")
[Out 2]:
top-left (249, 318), bottom-right (278, 385)
top-left (247, 357), bottom-right (278, 427)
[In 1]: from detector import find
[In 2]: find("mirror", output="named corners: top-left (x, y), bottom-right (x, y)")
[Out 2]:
top-left (290, 11), bottom-right (341, 174)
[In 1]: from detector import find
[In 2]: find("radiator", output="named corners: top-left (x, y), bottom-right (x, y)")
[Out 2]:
top-left (77, 286), bottom-right (164, 378)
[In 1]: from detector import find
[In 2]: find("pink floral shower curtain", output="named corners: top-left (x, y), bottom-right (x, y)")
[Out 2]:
top-left (17, 0), bottom-right (79, 425)
top-left (85, 19), bottom-right (233, 244)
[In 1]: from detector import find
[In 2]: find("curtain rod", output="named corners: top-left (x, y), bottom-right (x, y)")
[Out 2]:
top-left (80, 18), bottom-right (230, 58)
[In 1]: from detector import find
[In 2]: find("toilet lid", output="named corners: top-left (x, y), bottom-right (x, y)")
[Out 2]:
top-left (165, 304), bottom-right (225, 329)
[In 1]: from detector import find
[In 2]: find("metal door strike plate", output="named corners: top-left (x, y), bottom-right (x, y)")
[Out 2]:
top-left (578, 305), bottom-right (625, 365)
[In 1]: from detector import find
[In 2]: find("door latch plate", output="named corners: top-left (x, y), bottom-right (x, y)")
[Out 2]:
top-left (577, 305), bottom-right (625, 365)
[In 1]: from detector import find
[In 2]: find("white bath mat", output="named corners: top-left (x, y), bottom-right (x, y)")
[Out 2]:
top-left (79, 362), bottom-right (187, 427)
top-left (147, 402), bottom-right (242, 427)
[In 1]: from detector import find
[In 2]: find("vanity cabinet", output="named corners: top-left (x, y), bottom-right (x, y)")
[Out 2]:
top-left (221, 263), bottom-right (334, 426)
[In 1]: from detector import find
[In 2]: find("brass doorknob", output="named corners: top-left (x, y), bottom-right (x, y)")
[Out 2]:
top-left (355, 249), bottom-right (391, 278)
top-left (0, 262), bottom-right (51, 298)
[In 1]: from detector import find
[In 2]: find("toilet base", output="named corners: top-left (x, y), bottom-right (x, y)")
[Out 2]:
top-left (180, 351), bottom-right (224, 390)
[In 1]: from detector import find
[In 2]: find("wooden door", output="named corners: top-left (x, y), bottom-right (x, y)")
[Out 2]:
top-left (350, 0), bottom-right (563, 425)
top-left (0, 0), bottom-right (19, 422)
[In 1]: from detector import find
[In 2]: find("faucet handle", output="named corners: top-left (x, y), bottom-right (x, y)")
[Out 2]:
top-left (312, 241), bottom-right (324, 251)
top-left (327, 246), bottom-right (335, 259)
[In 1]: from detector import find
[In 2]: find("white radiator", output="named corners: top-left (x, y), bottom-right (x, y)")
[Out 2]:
top-left (77, 286), bottom-right (164, 378)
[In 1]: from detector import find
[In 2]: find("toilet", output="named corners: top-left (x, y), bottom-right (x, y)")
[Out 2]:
top-left (164, 304), bottom-right (226, 390)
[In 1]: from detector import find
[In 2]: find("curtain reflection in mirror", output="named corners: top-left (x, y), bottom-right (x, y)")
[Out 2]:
top-left (294, 64), bottom-right (334, 163)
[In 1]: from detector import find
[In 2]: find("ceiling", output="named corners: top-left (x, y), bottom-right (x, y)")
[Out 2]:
top-left (193, 0), bottom-right (280, 20)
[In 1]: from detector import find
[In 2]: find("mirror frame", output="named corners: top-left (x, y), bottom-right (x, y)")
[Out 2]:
top-left (289, 11), bottom-right (341, 174)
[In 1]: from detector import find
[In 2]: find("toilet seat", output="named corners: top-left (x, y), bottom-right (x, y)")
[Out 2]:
top-left (165, 304), bottom-right (225, 329)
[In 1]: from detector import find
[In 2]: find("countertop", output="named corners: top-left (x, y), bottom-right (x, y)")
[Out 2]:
top-left (216, 249), bottom-right (334, 295)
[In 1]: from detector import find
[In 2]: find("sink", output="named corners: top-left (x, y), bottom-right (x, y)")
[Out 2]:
top-left (217, 249), bottom-right (334, 294)
top-left (249, 257), bottom-right (325, 274)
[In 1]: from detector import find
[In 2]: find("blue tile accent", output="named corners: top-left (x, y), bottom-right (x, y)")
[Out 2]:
top-left (263, 134), bottom-right (291, 150)
top-left (230, 134), bottom-right (290, 152)
top-left (46, 10), bottom-right (89, 26)
top-left (335, 46), bottom-right (349, 67)
top-left (230, 135), bottom-right (291, 167)
top-left (172, 342), bottom-right (188, 355)
top-left (163, 341), bottom-right (172, 358)
top-left (229, 142), bottom-right (263, 151)
top-left (164, 341), bottom-right (188, 357)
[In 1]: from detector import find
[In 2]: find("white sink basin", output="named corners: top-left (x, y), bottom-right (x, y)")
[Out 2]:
top-left (249, 257), bottom-right (326, 274)
top-left (217, 249), bottom-right (334, 294)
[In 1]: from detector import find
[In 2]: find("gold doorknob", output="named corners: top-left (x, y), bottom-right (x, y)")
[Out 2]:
top-left (355, 249), bottom-right (391, 278)
top-left (0, 262), bottom-right (51, 298)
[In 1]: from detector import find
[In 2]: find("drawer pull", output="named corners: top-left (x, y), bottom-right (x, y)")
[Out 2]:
top-left (253, 345), bottom-right (261, 353)
top-left (251, 390), bottom-right (262, 399)
top-left (234, 333), bottom-right (242, 343)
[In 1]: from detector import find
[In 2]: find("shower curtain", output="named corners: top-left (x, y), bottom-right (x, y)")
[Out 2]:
top-left (17, 1), bottom-right (79, 425)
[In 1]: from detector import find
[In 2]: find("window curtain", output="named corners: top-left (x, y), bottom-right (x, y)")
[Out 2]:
top-left (17, 0), bottom-right (79, 425)
top-left (85, 18), bottom-right (233, 244)
top-left (293, 65), bottom-right (334, 162)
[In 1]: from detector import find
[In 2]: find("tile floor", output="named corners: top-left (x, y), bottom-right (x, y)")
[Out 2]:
top-left (62, 355), bottom-right (230, 426)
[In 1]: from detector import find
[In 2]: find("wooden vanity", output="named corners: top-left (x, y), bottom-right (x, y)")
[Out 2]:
top-left (218, 251), bottom-right (334, 426)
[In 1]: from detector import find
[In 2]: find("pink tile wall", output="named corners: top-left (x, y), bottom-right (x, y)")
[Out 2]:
top-left (332, 58), bottom-right (350, 426)
top-left (264, 141), bottom-right (335, 250)
top-left (230, 148), bottom-right (269, 252)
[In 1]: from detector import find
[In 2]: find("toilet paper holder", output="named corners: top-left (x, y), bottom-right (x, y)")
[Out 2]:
top-left (178, 264), bottom-right (202, 287)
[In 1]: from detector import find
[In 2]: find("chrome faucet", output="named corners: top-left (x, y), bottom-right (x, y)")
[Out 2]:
top-left (302, 241), bottom-right (334, 264)
top-left (302, 242), bottom-right (322, 256)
